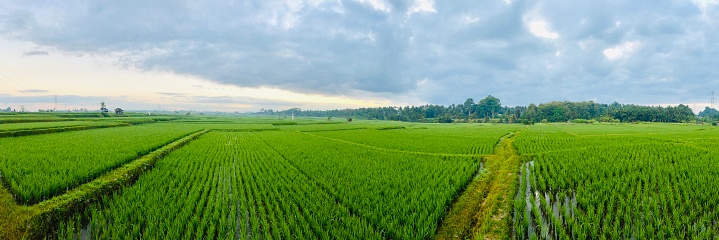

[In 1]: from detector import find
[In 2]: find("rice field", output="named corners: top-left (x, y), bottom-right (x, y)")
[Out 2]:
top-left (0, 117), bottom-right (717, 239)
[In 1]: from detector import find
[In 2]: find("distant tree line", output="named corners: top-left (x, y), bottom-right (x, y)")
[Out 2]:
top-left (698, 107), bottom-right (719, 124)
top-left (519, 101), bottom-right (695, 123)
top-left (253, 96), bottom-right (700, 123)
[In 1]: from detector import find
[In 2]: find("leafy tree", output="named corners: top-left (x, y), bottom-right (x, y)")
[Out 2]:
top-left (698, 107), bottom-right (719, 120)
top-left (478, 95), bottom-right (501, 118)
top-left (524, 104), bottom-right (539, 122)
top-left (463, 98), bottom-right (475, 119)
top-left (250, 98), bottom-right (695, 124)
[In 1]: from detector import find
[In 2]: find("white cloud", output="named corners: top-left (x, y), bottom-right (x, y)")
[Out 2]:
top-left (692, 0), bottom-right (719, 21)
top-left (603, 41), bottom-right (641, 60)
top-left (407, 0), bottom-right (437, 16)
top-left (355, 0), bottom-right (391, 13)
top-left (525, 18), bottom-right (559, 39)
top-left (578, 41), bottom-right (588, 50)
top-left (332, 3), bottom-right (346, 14)
top-left (461, 15), bottom-right (480, 24)
top-left (263, 1), bottom-right (308, 30)
top-left (692, 0), bottom-right (719, 12)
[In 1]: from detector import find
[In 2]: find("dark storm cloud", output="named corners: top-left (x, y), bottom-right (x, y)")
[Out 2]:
top-left (1, 0), bottom-right (718, 107)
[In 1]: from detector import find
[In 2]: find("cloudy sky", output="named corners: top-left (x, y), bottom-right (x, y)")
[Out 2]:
top-left (1, 0), bottom-right (718, 112)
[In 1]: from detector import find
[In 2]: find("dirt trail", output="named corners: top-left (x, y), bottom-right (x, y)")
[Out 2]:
top-left (434, 131), bottom-right (521, 239)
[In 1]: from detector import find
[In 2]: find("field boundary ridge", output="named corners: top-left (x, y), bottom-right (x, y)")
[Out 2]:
top-left (0, 129), bottom-right (210, 239)
top-left (0, 123), bottom-right (133, 138)
top-left (434, 131), bottom-right (521, 239)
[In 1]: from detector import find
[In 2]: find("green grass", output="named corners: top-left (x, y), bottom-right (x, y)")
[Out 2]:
top-left (0, 124), bottom-right (203, 204)
top-left (57, 132), bottom-right (382, 239)
top-left (312, 124), bottom-right (517, 155)
top-left (0, 121), bottom-right (113, 131)
top-left (57, 125), bottom-right (499, 239)
top-left (513, 123), bottom-right (719, 239)
top-left (257, 130), bottom-right (488, 239)
top-left (1, 118), bottom-right (717, 239)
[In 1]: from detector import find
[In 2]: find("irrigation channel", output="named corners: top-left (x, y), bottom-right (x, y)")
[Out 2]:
top-left (435, 131), bottom-right (521, 239)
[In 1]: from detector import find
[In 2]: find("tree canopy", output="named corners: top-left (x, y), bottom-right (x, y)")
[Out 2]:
top-left (698, 107), bottom-right (719, 119)
top-left (253, 96), bottom-right (697, 124)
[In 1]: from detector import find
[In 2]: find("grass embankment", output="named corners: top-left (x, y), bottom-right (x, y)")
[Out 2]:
top-left (0, 123), bottom-right (131, 138)
top-left (435, 132), bottom-right (521, 239)
top-left (0, 117), bottom-right (173, 139)
top-left (0, 129), bottom-right (209, 239)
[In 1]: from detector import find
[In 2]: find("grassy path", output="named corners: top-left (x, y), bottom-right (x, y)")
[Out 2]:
top-left (0, 123), bottom-right (132, 138)
top-left (434, 132), bottom-right (521, 239)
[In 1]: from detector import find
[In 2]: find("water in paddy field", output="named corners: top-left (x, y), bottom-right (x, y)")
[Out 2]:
top-left (515, 160), bottom-right (579, 239)
top-left (473, 161), bottom-right (485, 179)
top-left (523, 161), bottom-right (536, 239)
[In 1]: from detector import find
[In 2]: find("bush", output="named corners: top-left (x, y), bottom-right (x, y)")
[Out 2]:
top-left (570, 119), bottom-right (593, 124)
top-left (58, 113), bottom-right (103, 118)
top-left (271, 121), bottom-right (298, 125)
top-left (436, 117), bottom-right (453, 123)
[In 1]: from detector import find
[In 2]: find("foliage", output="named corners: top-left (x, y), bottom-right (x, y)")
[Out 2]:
top-left (698, 107), bottom-right (719, 120)
top-left (523, 101), bottom-right (694, 123)
top-left (250, 98), bottom-right (695, 124)
top-left (569, 118), bottom-right (593, 124)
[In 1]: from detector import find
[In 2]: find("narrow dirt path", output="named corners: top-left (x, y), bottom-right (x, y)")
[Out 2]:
top-left (434, 131), bottom-right (521, 240)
